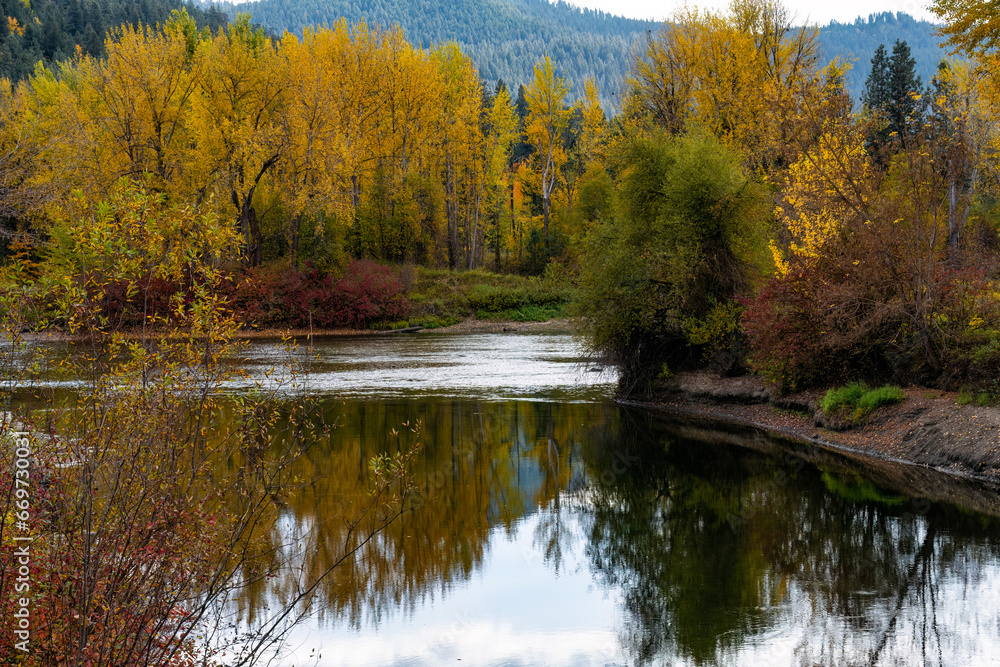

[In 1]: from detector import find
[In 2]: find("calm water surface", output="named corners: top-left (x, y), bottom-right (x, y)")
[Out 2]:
top-left (210, 334), bottom-right (1000, 665)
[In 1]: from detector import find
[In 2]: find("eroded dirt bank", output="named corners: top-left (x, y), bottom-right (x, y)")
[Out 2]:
top-left (623, 371), bottom-right (1000, 491)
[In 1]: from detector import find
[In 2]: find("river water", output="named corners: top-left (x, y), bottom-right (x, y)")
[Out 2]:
top-left (220, 332), bottom-right (1000, 667)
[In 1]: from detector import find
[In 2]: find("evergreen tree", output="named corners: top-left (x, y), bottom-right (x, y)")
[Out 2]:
top-left (887, 39), bottom-right (923, 140)
top-left (512, 83), bottom-right (533, 163)
top-left (863, 39), bottom-right (923, 154)
top-left (863, 44), bottom-right (890, 110)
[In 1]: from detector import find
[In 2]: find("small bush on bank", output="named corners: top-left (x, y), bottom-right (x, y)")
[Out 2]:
top-left (957, 387), bottom-right (1000, 406)
top-left (820, 383), bottom-right (907, 420)
top-left (819, 382), bottom-right (869, 414)
top-left (855, 385), bottom-right (908, 414)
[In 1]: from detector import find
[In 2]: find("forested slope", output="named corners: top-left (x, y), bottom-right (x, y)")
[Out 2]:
top-left (214, 0), bottom-right (946, 102)
top-left (819, 12), bottom-right (948, 99)
top-left (214, 0), bottom-right (659, 103)
top-left (1, 0), bottom-right (950, 104)
top-left (0, 0), bottom-right (227, 82)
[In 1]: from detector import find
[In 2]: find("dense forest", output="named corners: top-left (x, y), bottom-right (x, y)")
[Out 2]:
top-left (0, 0), bottom-right (227, 82)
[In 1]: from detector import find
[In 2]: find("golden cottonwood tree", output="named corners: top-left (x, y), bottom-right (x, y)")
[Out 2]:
top-left (279, 28), bottom-right (349, 263)
top-left (933, 0), bottom-right (1000, 57)
top-left (197, 15), bottom-right (286, 266)
top-left (524, 54), bottom-right (570, 239)
top-left (469, 84), bottom-right (517, 269)
top-left (926, 60), bottom-right (1000, 257)
top-left (629, 0), bottom-right (820, 172)
top-left (771, 123), bottom-right (874, 275)
top-left (434, 43), bottom-right (483, 268)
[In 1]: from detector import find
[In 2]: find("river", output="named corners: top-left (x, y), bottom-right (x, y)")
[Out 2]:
top-left (222, 332), bottom-right (1000, 667)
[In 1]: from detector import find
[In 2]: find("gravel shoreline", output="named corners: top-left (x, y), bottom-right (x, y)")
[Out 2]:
top-left (627, 371), bottom-right (1000, 488)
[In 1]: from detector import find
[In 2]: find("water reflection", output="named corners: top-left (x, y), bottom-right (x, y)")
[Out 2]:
top-left (17, 334), bottom-right (1000, 665)
top-left (257, 395), bottom-right (1000, 666)
top-left (581, 410), bottom-right (1000, 666)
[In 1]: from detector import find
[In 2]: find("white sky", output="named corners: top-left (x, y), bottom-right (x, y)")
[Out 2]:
top-left (564, 0), bottom-right (936, 27)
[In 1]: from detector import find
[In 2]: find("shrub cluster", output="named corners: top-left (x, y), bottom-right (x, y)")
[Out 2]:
top-left (98, 276), bottom-right (188, 326)
top-left (223, 259), bottom-right (409, 329)
top-left (466, 283), bottom-right (564, 313)
top-left (576, 129), bottom-right (770, 393)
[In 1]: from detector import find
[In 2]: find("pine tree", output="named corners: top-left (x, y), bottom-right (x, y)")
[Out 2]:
top-left (887, 39), bottom-right (923, 141)
top-left (863, 40), bottom-right (923, 153)
top-left (862, 44), bottom-right (889, 110)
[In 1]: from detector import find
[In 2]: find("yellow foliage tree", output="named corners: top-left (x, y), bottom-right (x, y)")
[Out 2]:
top-left (629, 0), bottom-right (820, 173)
top-left (524, 54), bottom-right (570, 239)
top-left (771, 121), bottom-right (873, 275)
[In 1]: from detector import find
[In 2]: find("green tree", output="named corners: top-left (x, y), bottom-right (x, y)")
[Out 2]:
top-left (863, 40), bottom-right (923, 153)
top-left (577, 129), bottom-right (769, 393)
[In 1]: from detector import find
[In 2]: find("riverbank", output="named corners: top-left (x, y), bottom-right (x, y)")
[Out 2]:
top-left (626, 371), bottom-right (1000, 487)
top-left (19, 316), bottom-right (576, 342)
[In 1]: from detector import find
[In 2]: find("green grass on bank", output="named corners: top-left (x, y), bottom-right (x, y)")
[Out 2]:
top-left (403, 266), bottom-right (575, 326)
top-left (957, 388), bottom-right (1000, 406)
top-left (819, 382), bottom-right (907, 421)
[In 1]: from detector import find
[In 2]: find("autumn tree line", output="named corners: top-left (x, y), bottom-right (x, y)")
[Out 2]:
top-left (577, 0), bottom-right (1000, 396)
top-left (3, 0), bottom-right (1000, 392)
top-left (0, 9), bottom-right (604, 272)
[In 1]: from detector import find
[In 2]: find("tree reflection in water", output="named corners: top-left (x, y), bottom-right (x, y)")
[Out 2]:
top-left (237, 396), bottom-right (1000, 665)
top-left (581, 408), bottom-right (1000, 666)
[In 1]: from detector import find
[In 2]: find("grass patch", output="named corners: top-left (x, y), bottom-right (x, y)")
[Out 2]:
top-left (475, 302), bottom-right (568, 322)
top-left (820, 382), bottom-right (907, 421)
top-left (956, 388), bottom-right (1000, 406)
top-left (406, 267), bottom-right (574, 324)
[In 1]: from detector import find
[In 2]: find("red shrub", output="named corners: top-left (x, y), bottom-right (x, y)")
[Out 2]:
top-left (332, 259), bottom-right (409, 327)
top-left (96, 275), bottom-right (186, 326)
top-left (222, 260), bottom-right (408, 329)
top-left (741, 267), bottom-right (828, 391)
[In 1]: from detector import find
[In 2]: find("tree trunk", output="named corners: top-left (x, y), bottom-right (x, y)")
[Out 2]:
top-left (290, 213), bottom-right (302, 267)
top-left (446, 159), bottom-right (458, 269)
top-left (947, 173), bottom-right (960, 260)
top-left (542, 194), bottom-right (550, 237)
top-left (494, 209), bottom-right (502, 272)
top-left (239, 204), bottom-right (262, 266)
top-left (469, 191), bottom-right (483, 270)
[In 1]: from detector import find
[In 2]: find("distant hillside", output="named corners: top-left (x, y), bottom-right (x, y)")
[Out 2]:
top-left (215, 0), bottom-right (660, 105)
top-left (218, 1), bottom-right (946, 104)
top-left (1, 0), bottom-right (949, 108)
top-left (0, 0), bottom-right (227, 82)
top-left (819, 12), bottom-right (949, 100)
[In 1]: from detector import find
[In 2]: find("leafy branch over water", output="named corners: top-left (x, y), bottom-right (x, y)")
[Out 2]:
top-left (0, 182), bottom-right (415, 665)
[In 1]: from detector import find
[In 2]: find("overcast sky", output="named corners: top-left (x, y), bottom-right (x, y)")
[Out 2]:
top-left (566, 0), bottom-right (936, 27)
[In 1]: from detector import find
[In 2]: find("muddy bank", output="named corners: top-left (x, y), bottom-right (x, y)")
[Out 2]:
top-left (624, 371), bottom-right (1000, 490)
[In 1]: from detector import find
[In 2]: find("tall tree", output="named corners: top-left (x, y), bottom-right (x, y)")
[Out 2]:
top-left (863, 40), bottom-right (923, 153)
top-left (628, 0), bottom-right (820, 173)
top-left (198, 15), bottom-right (286, 266)
top-left (524, 54), bottom-right (569, 242)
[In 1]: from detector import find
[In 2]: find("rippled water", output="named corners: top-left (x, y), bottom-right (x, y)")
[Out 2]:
top-left (224, 333), bottom-right (1000, 667)
top-left (236, 332), bottom-right (614, 401)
